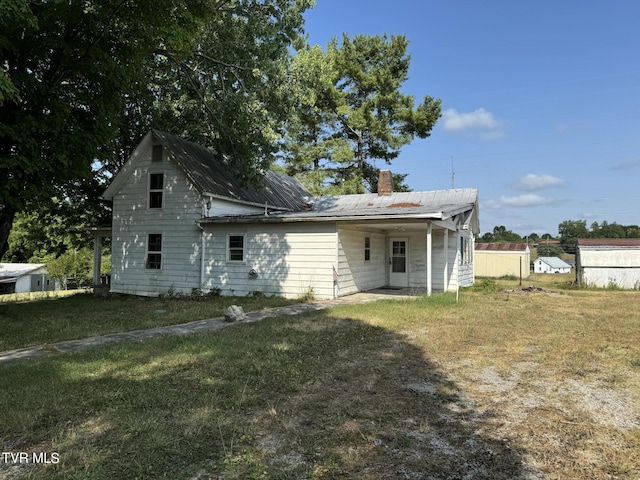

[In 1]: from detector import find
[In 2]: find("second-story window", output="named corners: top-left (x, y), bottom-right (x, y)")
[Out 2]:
top-left (149, 173), bottom-right (164, 209)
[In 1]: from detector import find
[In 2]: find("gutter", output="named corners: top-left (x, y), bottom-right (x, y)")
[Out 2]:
top-left (197, 212), bottom-right (447, 225)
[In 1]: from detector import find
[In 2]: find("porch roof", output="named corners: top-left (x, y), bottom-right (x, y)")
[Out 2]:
top-left (199, 188), bottom-right (479, 232)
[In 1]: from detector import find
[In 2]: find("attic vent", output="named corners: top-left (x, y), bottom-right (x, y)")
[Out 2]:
top-left (152, 144), bottom-right (163, 163)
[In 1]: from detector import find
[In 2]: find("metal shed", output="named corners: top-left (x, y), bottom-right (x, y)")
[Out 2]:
top-left (474, 243), bottom-right (530, 278)
top-left (576, 239), bottom-right (640, 289)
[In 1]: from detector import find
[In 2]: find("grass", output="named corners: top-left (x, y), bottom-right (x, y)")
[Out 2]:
top-left (0, 290), bottom-right (296, 351)
top-left (1, 275), bottom-right (639, 478)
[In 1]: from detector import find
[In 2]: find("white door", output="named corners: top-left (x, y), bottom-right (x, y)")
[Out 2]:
top-left (389, 238), bottom-right (409, 287)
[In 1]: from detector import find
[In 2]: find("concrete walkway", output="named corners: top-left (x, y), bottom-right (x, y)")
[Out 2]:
top-left (0, 288), bottom-right (422, 367)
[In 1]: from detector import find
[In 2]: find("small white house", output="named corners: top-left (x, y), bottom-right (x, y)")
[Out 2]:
top-left (0, 263), bottom-right (58, 294)
top-left (97, 130), bottom-right (480, 299)
top-left (533, 256), bottom-right (571, 274)
top-left (576, 238), bottom-right (640, 289)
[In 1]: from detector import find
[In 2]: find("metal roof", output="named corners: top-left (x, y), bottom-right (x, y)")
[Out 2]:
top-left (476, 243), bottom-right (528, 251)
top-left (577, 238), bottom-right (640, 247)
top-left (153, 130), bottom-right (311, 211)
top-left (536, 257), bottom-right (571, 268)
top-left (0, 263), bottom-right (45, 282)
top-left (201, 188), bottom-right (479, 231)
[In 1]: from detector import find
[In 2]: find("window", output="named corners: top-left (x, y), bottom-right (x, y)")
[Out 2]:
top-left (146, 234), bottom-right (162, 269)
top-left (459, 236), bottom-right (472, 265)
top-left (228, 235), bottom-right (245, 262)
top-left (149, 173), bottom-right (164, 209)
top-left (364, 236), bottom-right (371, 262)
top-left (152, 144), bottom-right (163, 163)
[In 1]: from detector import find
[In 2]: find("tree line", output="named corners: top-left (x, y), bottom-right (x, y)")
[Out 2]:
top-left (479, 220), bottom-right (640, 257)
top-left (1, 0), bottom-right (441, 272)
top-left (558, 220), bottom-right (639, 253)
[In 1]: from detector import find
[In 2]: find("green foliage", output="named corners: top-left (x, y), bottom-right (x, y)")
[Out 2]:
top-left (479, 225), bottom-right (523, 243)
top-left (284, 33), bottom-right (441, 194)
top-left (536, 244), bottom-right (564, 257)
top-left (0, 0), bottom-right (313, 259)
top-left (558, 220), bottom-right (588, 253)
top-left (557, 219), bottom-right (640, 254)
top-left (36, 249), bottom-right (94, 289)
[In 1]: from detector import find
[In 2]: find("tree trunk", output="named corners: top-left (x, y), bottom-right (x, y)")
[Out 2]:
top-left (0, 208), bottom-right (16, 260)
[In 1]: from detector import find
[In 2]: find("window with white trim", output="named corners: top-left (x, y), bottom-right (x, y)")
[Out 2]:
top-left (459, 236), bottom-right (471, 265)
top-left (364, 236), bottom-right (371, 262)
top-left (146, 233), bottom-right (162, 269)
top-left (227, 234), bottom-right (245, 262)
top-left (149, 173), bottom-right (164, 209)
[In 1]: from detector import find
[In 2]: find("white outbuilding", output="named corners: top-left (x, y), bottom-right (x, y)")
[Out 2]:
top-left (576, 238), bottom-right (640, 289)
top-left (533, 256), bottom-right (571, 274)
top-left (0, 263), bottom-right (58, 294)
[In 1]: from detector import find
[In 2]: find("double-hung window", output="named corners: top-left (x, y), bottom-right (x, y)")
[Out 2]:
top-left (227, 234), bottom-right (245, 262)
top-left (364, 236), bottom-right (371, 262)
top-left (149, 173), bottom-right (164, 209)
top-left (146, 234), bottom-right (162, 270)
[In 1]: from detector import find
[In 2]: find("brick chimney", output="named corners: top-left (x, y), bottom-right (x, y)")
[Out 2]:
top-left (377, 170), bottom-right (393, 196)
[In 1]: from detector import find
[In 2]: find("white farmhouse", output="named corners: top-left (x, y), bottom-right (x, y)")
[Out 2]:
top-left (533, 256), bottom-right (571, 274)
top-left (576, 238), bottom-right (640, 289)
top-left (97, 130), bottom-right (479, 299)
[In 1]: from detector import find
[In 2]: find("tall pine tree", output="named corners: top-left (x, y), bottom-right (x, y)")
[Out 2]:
top-left (284, 34), bottom-right (441, 194)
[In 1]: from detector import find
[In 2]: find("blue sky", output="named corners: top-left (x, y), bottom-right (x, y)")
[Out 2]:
top-left (302, 1), bottom-right (640, 236)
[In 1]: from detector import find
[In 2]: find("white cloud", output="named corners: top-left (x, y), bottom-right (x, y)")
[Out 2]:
top-left (442, 108), bottom-right (505, 139)
top-left (498, 194), bottom-right (552, 207)
top-left (515, 173), bottom-right (566, 191)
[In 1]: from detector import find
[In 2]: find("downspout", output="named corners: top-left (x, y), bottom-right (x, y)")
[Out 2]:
top-left (196, 221), bottom-right (206, 291)
top-left (197, 195), bottom-right (213, 291)
top-left (427, 222), bottom-right (432, 296)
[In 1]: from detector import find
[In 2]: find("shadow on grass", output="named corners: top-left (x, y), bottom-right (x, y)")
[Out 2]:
top-left (0, 310), bottom-right (531, 479)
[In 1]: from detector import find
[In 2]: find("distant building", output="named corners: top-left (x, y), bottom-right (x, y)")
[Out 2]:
top-left (576, 239), bottom-right (640, 289)
top-left (475, 243), bottom-right (530, 278)
top-left (533, 257), bottom-right (571, 274)
top-left (0, 264), bottom-right (58, 294)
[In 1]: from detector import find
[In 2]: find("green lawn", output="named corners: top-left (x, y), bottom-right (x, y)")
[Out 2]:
top-left (0, 291), bottom-right (296, 351)
top-left (1, 278), bottom-right (639, 479)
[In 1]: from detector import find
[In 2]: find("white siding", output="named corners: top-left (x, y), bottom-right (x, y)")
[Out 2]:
top-left (207, 198), bottom-right (263, 216)
top-left (579, 248), bottom-right (640, 289)
top-left (110, 144), bottom-right (205, 296)
top-left (408, 231), bottom-right (427, 288)
top-left (203, 223), bottom-right (337, 299)
top-left (457, 231), bottom-right (474, 287)
top-left (337, 227), bottom-right (386, 295)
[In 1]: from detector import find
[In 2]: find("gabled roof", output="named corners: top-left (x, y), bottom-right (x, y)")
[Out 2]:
top-left (103, 130), bottom-right (311, 212)
top-left (476, 243), bottom-right (528, 251)
top-left (200, 188), bottom-right (479, 232)
top-left (0, 263), bottom-right (46, 282)
top-left (577, 238), bottom-right (640, 247)
top-left (536, 257), bottom-right (571, 268)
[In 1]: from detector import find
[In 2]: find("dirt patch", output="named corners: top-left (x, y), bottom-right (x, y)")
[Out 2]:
top-left (503, 285), bottom-right (560, 295)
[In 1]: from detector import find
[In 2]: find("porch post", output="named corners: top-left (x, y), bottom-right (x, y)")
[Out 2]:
top-left (443, 229), bottom-right (448, 292)
top-left (427, 222), bottom-right (432, 296)
top-left (92, 233), bottom-right (102, 286)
